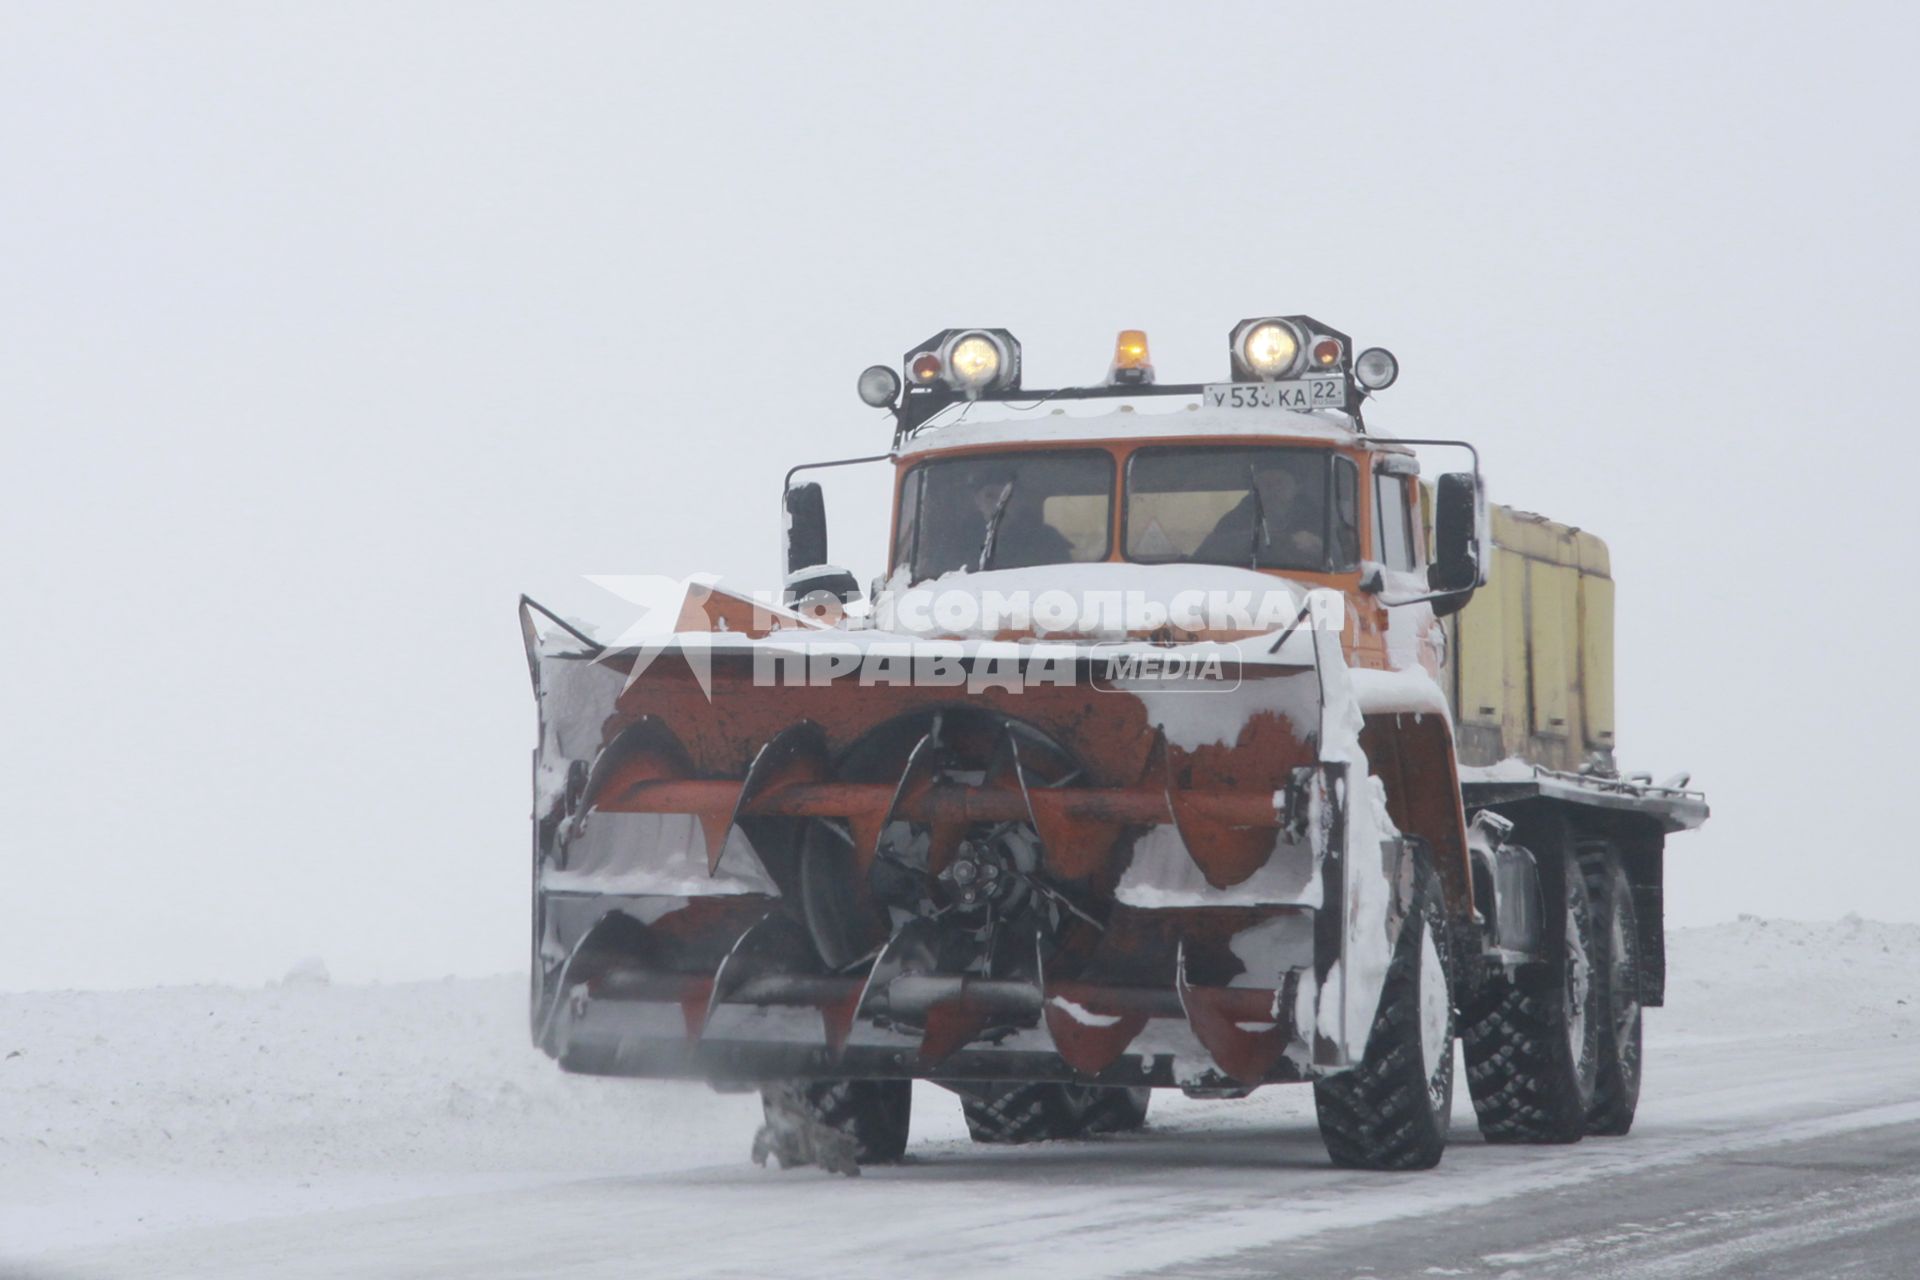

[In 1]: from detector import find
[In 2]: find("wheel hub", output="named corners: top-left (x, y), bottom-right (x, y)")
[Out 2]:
top-left (938, 835), bottom-right (1021, 912)
top-left (1418, 928), bottom-right (1451, 1087)
top-left (798, 709), bottom-right (1100, 976)
top-left (1565, 895), bottom-right (1592, 1062)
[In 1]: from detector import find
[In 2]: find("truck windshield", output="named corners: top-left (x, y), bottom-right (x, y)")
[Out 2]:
top-left (1125, 446), bottom-right (1359, 572)
top-left (896, 451), bottom-right (1114, 581)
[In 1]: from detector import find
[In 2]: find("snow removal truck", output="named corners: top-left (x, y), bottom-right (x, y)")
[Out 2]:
top-left (519, 317), bottom-right (1708, 1171)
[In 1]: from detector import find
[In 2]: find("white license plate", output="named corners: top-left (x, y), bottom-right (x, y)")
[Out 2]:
top-left (1203, 378), bottom-right (1348, 412)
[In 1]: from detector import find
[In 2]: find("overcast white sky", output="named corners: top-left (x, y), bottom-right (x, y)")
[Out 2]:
top-left (3, 3), bottom-right (1916, 989)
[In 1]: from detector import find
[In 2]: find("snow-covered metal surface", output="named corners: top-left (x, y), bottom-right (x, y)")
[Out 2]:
top-left (1115, 821), bottom-right (1319, 909)
top-left (1348, 665), bottom-right (1451, 718)
top-left (1460, 757), bottom-right (1711, 833)
top-left (522, 581), bottom-right (1386, 1082)
top-left (874, 561), bottom-right (1310, 640)
top-left (898, 394), bottom-right (1362, 455)
top-left (1308, 625), bottom-right (1406, 1061)
top-left (540, 816), bottom-right (777, 898)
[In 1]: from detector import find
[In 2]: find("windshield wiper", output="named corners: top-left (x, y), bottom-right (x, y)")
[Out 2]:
top-left (1246, 464), bottom-right (1271, 568)
top-left (978, 479), bottom-right (1016, 571)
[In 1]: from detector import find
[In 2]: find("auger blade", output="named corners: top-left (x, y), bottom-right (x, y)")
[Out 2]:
top-left (1043, 987), bottom-right (1149, 1077)
top-left (1000, 729), bottom-right (1129, 881)
top-left (580, 715), bottom-right (694, 810)
top-left (569, 716), bottom-right (742, 874)
top-left (1176, 941), bottom-right (1296, 1085)
top-left (918, 996), bottom-right (996, 1068)
top-left (883, 730), bottom-right (967, 875)
top-left (677, 976), bottom-right (718, 1042)
top-left (716, 722), bottom-right (832, 875)
top-left (834, 918), bottom-right (940, 1058)
top-left (1170, 797), bottom-right (1278, 888)
top-left (1146, 729), bottom-right (1282, 889)
top-left (1035, 939), bottom-right (1144, 1076)
top-left (703, 911), bottom-right (824, 1040)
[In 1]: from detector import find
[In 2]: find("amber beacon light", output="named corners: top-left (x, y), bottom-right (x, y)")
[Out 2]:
top-left (1107, 329), bottom-right (1155, 386)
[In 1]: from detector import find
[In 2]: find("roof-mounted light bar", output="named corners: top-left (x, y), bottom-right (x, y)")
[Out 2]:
top-left (858, 316), bottom-right (1397, 435)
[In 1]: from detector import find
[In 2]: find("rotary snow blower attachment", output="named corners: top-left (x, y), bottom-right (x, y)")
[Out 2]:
top-left (524, 596), bottom-right (1364, 1103)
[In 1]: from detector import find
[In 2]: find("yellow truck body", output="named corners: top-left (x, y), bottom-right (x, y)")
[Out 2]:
top-left (1448, 506), bottom-right (1616, 773)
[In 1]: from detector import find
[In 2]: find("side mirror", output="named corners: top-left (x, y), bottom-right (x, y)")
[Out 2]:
top-left (785, 482), bottom-right (829, 576)
top-left (783, 482), bottom-right (859, 606)
top-left (1428, 471), bottom-right (1482, 603)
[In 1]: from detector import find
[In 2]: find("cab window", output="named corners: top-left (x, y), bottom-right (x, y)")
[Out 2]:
top-left (1373, 471), bottom-right (1416, 571)
top-left (1125, 446), bottom-right (1356, 572)
top-left (895, 451), bottom-right (1113, 581)
top-left (1332, 456), bottom-right (1361, 569)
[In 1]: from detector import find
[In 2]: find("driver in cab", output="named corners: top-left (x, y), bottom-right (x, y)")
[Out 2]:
top-left (1193, 460), bottom-right (1326, 567)
top-left (967, 473), bottom-right (1073, 570)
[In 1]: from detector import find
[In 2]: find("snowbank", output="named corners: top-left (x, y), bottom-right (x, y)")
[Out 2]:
top-left (0, 978), bottom-right (761, 1182)
top-left (0, 978), bottom-right (765, 1256)
top-left (1661, 913), bottom-right (1920, 1040)
top-left (2, 917), bottom-right (1914, 1266)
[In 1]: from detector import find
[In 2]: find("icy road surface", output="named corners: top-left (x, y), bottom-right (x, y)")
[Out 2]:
top-left (5, 917), bottom-right (1918, 1280)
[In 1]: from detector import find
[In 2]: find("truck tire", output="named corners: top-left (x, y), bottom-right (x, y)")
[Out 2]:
top-left (1579, 841), bottom-right (1643, 1135)
top-left (1080, 1084), bottom-right (1153, 1135)
top-left (957, 1083), bottom-right (1151, 1144)
top-left (1462, 845), bottom-right (1601, 1143)
top-left (754, 1079), bottom-right (911, 1172)
top-left (1312, 856), bottom-right (1457, 1171)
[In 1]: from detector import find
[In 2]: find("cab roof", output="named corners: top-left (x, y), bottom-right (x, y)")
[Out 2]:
top-left (896, 394), bottom-right (1403, 459)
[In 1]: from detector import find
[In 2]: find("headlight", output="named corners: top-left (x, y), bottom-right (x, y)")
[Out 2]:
top-left (857, 364), bottom-right (902, 408)
top-left (1236, 319), bottom-right (1304, 379)
top-left (893, 328), bottom-right (1022, 408)
top-left (1354, 347), bottom-right (1399, 390)
top-left (945, 332), bottom-right (1004, 389)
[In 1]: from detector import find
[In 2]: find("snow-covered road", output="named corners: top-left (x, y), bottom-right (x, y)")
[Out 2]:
top-left (6, 917), bottom-right (1917, 1280)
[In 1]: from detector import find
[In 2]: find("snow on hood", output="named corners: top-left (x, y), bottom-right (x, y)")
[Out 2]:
top-left (1348, 665), bottom-right (1451, 718)
top-left (873, 561), bottom-right (1308, 641)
